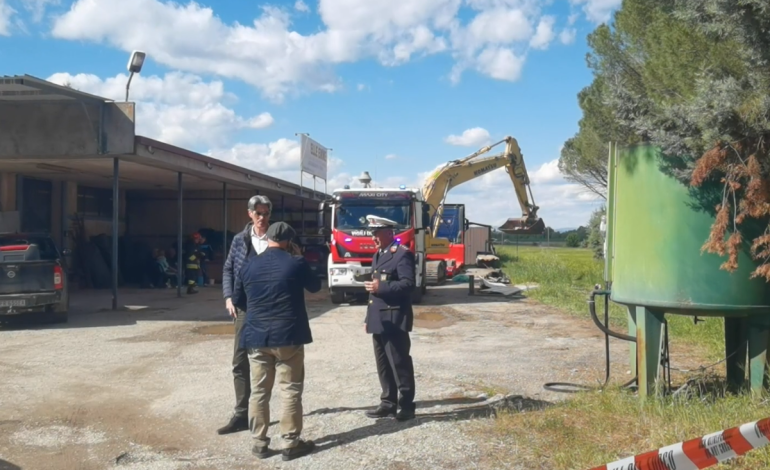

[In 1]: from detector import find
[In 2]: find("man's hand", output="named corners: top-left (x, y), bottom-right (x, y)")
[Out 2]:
top-left (364, 278), bottom-right (380, 293)
top-left (225, 298), bottom-right (236, 318)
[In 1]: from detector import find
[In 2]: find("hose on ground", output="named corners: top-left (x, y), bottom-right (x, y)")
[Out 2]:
top-left (543, 286), bottom-right (637, 393)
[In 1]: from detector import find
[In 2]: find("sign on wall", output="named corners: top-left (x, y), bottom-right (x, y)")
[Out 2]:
top-left (300, 134), bottom-right (328, 180)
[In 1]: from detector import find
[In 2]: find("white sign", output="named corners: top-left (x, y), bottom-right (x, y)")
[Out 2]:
top-left (300, 134), bottom-right (328, 180)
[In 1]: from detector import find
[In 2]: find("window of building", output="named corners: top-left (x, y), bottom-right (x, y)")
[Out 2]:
top-left (77, 186), bottom-right (113, 218)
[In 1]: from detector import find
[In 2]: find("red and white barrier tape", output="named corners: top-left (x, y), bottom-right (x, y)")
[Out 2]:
top-left (589, 417), bottom-right (770, 470)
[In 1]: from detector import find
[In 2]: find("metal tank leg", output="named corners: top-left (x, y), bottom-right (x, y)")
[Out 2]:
top-left (636, 307), bottom-right (666, 398)
top-left (724, 317), bottom-right (748, 392)
top-left (747, 316), bottom-right (770, 395)
top-left (627, 306), bottom-right (637, 379)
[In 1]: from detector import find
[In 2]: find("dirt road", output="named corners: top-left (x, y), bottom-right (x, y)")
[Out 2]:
top-left (0, 283), bottom-right (627, 470)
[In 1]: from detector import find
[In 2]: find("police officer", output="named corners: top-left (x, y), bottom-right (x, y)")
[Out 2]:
top-left (363, 215), bottom-right (416, 422)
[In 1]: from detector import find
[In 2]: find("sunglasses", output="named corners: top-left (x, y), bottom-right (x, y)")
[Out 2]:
top-left (251, 211), bottom-right (270, 217)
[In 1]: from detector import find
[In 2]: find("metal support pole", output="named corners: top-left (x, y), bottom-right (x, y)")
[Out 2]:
top-left (177, 172), bottom-right (183, 298)
top-left (111, 158), bottom-right (119, 310)
top-left (301, 199), bottom-right (305, 235)
top-left (281, 195), bottom-right (285, 221)
top-left (222, 182), bottom-right (228, 263)
top-left (61, 182), bottom-right (67, 253)
top-left (16, 175), bottom-right (23, 230)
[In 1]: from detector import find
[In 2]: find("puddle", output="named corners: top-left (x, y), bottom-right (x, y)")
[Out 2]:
top-left (414, 308), bottom-right (457, 329)
top-left (192, 324), bottom-right (234, 335)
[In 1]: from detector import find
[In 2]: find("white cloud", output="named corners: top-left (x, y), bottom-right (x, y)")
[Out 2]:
top-left (208, 138), bottom-right (346, 188)
top-left (22, 0), bottom-right (58, 22)
top-left (384, 154), bottom-right (398, 160)
top-left (570, 0), bottom-right (621, 24)
top-left (529, 159), bottom-right (563, 185)
top-left (0, 0), bottom-right (14, 35)
top-left (474, 47), bottom-right (526, 81)
top-left (529, 15), bottom-right (555, 50)
top-left (50, 0), bottom-right (575, 100)
top-left (357, 83), bottom-right (367, 91)
top-left (559, 28), bottom-right (576, 45)
top-left (445, 127), bottom-right (491, 147)
top-left (294, 0), bottom-right (309, 12)
top-left (46, 71), bottom-right (273, 149)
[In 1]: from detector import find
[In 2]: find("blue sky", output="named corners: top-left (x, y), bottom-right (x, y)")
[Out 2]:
top-left (0, 0), bottom-right (619, 229)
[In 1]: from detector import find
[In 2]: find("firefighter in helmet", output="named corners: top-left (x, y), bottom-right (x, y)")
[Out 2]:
top-left (183, 232), bottom-right (206, 294)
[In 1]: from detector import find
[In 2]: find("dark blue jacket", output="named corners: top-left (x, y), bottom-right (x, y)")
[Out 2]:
top-left (222, 223), bottom-right (254, 310)
top-left (234, 247), bottom-right (322, 349)
top-left (365, 242), bottom-right (415, 335)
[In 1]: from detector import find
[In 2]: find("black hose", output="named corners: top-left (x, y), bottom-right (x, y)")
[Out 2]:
top-left (588, 289), bottom-right (636, 342)
top-left (543, 287), bottom-right (638, 394)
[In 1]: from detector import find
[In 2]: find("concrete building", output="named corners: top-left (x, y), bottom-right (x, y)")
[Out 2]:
top-left (0, 75), bottom-right (327, 309)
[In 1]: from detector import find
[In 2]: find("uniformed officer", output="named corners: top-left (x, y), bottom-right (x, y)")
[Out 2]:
top-left (363, 215), bottom-right (417, 422)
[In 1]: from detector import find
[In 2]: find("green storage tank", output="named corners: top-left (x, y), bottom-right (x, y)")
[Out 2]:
top-left (607, 144), bottom-right (770, 316)
top-left (605, 144), bottom-right (770, 397)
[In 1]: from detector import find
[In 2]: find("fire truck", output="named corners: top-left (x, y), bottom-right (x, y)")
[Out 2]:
top-left (317, 135), bottom-right (545, 305)
top-left (317, 185), bottom-right (437, 305)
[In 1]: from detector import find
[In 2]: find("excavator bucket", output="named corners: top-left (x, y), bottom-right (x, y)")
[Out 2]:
top-left (498, 217), bottom-right (546, 235)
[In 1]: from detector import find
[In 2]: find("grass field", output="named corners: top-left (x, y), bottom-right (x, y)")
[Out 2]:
top-left (498, 245), bottom-right (726, 361)
top-left (480, 245), bottom-right (770, 470)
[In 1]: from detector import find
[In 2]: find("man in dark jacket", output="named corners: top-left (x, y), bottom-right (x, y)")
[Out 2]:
top-left (363, 215), bottom-right (417, 422)
top-left (218, 195), bottom-right (272, 435)
top-left (232, 221), bottom-right (321, 461)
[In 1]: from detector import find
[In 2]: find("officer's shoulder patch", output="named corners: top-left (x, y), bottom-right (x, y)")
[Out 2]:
top-left (390, 246), bottom-right (398, 253)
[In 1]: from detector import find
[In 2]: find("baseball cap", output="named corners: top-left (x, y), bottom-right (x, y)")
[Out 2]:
top-left (266, 221), bottom-right (296, 242)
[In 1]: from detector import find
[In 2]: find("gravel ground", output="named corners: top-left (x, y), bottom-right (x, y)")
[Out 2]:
top-left (0, 283), bottom-right (628, 470)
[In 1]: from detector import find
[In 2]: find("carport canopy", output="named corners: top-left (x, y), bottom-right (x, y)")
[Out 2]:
top-left (0, 75), bottom-right (328, 310)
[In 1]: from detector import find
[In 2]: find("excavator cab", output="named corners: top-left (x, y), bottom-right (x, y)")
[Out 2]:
top-left (498, 217), bottom-right (546, 235)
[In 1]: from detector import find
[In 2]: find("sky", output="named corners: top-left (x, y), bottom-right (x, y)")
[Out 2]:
top-left (0, 0), bottom-right (619, 230)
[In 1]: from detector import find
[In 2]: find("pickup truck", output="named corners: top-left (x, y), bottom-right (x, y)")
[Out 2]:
top-left (0, 232), bottom-right (69, 324)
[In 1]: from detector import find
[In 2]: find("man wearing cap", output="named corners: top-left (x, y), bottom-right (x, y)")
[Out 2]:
top-left (218, 195), bottom-right (272, 435)
top-left (363, 215), bottom-right (417, 422)
top-left (232, 221), bottom-right (321, 461)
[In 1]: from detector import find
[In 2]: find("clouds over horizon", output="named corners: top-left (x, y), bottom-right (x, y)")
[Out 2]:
top-left (0, 0), bottom-right (616, 101)
top-left (43, 68), bottom-right (601, 227)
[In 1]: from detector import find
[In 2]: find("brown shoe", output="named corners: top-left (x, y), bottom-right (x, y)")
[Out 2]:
top-left (282, 439), bottom-right (315, 461)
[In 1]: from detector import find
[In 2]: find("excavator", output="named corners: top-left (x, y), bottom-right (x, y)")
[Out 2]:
top-left (421, 136), bottom-right (546, 285)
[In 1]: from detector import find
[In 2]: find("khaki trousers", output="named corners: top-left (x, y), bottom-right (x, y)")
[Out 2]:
top-left (247, 345), bottom-right (305, 449)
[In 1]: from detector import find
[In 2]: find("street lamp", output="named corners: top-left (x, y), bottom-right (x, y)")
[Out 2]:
top-left (125, 50), bottom-right (146, 102)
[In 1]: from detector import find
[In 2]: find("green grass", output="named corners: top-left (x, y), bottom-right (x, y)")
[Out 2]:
top-left (475, 246), bottom-right (770, 470)
top-left (482, 384), bottom-right (770, 470)
top-left (498, 245), bottom-right (726, 361)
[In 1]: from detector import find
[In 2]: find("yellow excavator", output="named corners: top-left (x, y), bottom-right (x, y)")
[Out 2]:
top-left (421, 136), bottom-right (546, 285)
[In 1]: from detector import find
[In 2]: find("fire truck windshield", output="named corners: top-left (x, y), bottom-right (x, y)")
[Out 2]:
top-left (334, 202), bottom-right (412, 230)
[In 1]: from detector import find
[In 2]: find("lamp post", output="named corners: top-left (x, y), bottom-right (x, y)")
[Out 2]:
top-left (125, 50), bottom-right (146, 101)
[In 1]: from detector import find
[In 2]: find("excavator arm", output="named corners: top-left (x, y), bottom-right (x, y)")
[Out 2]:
top-left (421, 136), bottom-right (546, 237)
